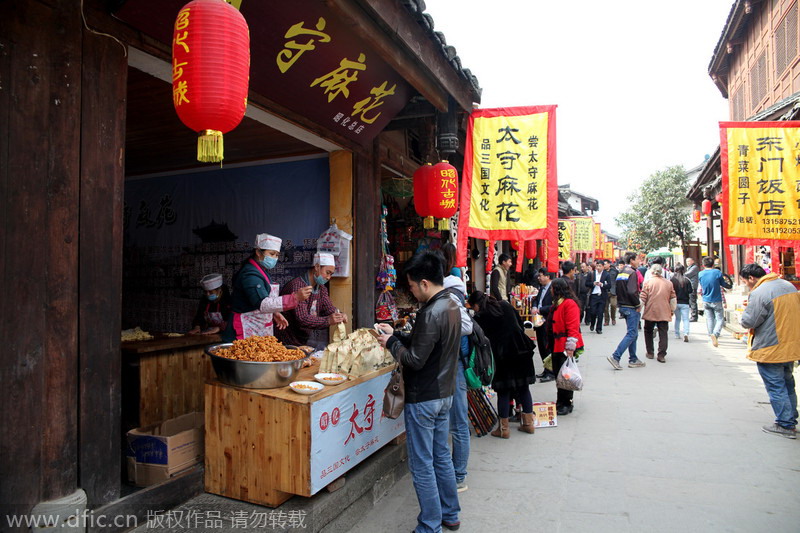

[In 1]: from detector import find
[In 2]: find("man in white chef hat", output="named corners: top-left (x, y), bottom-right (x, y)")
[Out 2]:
top-left (222, 233), bottom-right (312, 342)
top-left (276, 251), bottom-right (348, 348)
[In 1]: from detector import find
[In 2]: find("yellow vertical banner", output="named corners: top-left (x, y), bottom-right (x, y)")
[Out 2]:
top-left (569, 216), bottom-right (594, 252)
top-left (558, 220), bottom-right (573, 260)
top-left (457, 106), bottom-right (560, 272)
top-left (604, 241), bottom-right (614, 260)
top-left (594, 223), bottom-right (603, 257)
top-left (720, 122), bottom-right (800, 246)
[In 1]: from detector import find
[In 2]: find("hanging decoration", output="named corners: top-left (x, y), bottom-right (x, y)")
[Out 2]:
top-left (429, 161), bottom-right (459, 230)
top-left (171, 0), bottom-right (250, 163)
top-left (413, 163), bottom-right (434, 228)
top-left (701, 199), bottom-right (712, 215)
top-left (692, 209), bottom-right (701, 223)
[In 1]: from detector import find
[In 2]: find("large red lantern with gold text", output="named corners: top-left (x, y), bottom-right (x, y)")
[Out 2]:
top-left (413, 163), bottom-right (433, 226)
top-left (172, 0), bottom-right (250, 163)
top-left (429, 161), bottom-right (459, 230)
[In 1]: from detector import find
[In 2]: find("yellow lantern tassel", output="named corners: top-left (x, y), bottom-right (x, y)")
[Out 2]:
top-left (197, 129), bottom-right (224, 163)
top-left (423, 216), bottom-right (435, 229)
top-left (438, 218), bottom-right (449, 231)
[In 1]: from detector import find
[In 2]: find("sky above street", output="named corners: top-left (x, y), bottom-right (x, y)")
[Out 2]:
top-left (424, 0), bottom-right (735, 234)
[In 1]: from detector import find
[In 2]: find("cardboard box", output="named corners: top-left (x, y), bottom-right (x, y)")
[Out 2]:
top-left (532, 402), bottom-right (557, 428)
top-left (126, 412), bottom-right (204, 487)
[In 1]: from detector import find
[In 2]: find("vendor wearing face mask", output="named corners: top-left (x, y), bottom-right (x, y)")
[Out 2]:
top-left (188, 273), bottom-right (232, 335)
top-left (222, 233), bottom-right (312, 342)
top-left (276, 252), bottom-right (348, 348)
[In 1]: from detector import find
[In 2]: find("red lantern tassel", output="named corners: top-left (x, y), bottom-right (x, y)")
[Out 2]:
top-left (423, 216), bottom-right (435, 229)
top-left (198, 129), bottom-right (224, 163)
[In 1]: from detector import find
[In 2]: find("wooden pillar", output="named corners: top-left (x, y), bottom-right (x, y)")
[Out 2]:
top-left (353, 143), bottom-right (380, 327)
top-left (329, 151), bottom-right (354, 333)
top-left (0, 0), bottom-right (82, 518)
top-left (78, 24), bottom-right (127, 505)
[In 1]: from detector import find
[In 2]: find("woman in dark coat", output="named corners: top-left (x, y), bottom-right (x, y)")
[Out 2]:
top-left (467, 291), bottom-right (536, 437)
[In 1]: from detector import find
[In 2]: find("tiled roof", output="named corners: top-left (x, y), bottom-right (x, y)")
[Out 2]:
top-left (400, 0), bottom-right (483, 100)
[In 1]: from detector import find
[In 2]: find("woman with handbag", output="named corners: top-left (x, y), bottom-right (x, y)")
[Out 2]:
top-left (467, 291), bottom-right (536, 438)
top-left (550, 278), bottom-right (585, 416)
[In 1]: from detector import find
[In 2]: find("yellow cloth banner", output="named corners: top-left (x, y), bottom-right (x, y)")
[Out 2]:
top-left (721, 123), bottom-right (800, 244)
top-left (558, 220), bottom-right (573, 260)
top-left (594, 223), bottom-right (603, 254)
top-left (604, 242), bottom-right (614, 260)
top-left (570, 217), bottom-right (594, 252)
top-left (467, 113), bottom-right (549, 231)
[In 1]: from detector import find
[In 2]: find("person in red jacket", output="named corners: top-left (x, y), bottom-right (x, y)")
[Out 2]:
top-left (549, 278), bottom-right (585, 416)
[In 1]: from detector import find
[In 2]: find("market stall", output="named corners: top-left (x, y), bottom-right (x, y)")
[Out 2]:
top-left (204, 360), bottom-right (403, 507)
top-left (121, 334), bottom-right (219, 428)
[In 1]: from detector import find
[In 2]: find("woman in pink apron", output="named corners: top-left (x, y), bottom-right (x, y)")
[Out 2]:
top-left (276, 252), bottom-right (348, 348)
top-left (222, 233), bottom-right (312, 342)
top-left (188, 273), bottom-right (232, 335)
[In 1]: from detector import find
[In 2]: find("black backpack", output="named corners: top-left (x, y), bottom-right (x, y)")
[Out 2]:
top-left (464, 320), bottom-right (495, 389)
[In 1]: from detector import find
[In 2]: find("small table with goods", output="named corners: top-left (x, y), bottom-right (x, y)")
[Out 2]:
top-left (203, 328), bottom-right (404, 507)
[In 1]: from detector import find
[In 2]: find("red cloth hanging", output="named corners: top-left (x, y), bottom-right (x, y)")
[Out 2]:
top-left (485, 240), bottom-right (495, 274)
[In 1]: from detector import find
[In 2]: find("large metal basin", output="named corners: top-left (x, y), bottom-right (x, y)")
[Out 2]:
top-left (205, 343), bottom-right (310, 389)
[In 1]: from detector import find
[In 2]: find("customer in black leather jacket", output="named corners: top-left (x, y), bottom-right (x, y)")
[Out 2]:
top-left (376, 250), bottom-right (462, 532)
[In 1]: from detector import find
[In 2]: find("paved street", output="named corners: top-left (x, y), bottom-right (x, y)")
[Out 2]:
top-left (350, 318), bottom-right (800, 533)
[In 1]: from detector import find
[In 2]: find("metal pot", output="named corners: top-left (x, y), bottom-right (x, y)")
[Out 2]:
top-left (204, 343), bottom-right (310, 389)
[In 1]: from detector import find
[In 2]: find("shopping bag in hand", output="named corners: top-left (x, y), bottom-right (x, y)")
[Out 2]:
top-left (556, 356), bottom-right (583, 391)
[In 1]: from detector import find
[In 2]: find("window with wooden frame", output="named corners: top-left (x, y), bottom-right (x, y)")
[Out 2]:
top-left (732, 85), bottom-right (746, 120)
top-left (750, 51), bottom-right (768, 109)
top-left (774, 2), bottom-right (799, 78)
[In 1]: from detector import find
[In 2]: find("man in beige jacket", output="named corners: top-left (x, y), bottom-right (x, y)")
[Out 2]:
top-left (639, 264), bottom-right (676, 363)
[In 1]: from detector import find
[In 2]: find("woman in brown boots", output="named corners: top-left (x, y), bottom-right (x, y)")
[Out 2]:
top-left (467, 291), bottom-right (536, 437)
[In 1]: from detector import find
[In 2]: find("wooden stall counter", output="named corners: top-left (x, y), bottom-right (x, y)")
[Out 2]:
top-left (122, 334), bottom-right (220, 428)
top-left (205, 361), bottom-right (405, 508)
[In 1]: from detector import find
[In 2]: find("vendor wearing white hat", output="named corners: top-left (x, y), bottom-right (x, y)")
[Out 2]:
top-left (188, 273), bottom-right (232, 335)
top-left (222, 233), bottom-right (312, 342)
top-left (276, 252), bottom-right (348, 348)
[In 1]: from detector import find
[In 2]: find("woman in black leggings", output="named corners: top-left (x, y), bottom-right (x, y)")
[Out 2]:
top-left (467, 291), bottom-right (536, 437)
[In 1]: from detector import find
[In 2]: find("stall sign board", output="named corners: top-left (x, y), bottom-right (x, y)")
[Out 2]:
top-left (569, 217), bottom-right (594, 253)
top-left (604, 241), bottom-right (614, 261)
top-left (456, 106), bottom-right (559, 272)
top-left (720, 121), bottom-right (800, 248)
top-left (310, 372), bottom-right (404, 494)
top-left (115, 0), bottom-right (412, 146)
top-left (594, 223), bottom-right (603, 258)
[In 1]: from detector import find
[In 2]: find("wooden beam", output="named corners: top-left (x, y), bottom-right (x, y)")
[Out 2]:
top-left (78, 23), bottom-right (127, 506)
top-left (324, 0), bottom-right (477, 113)
top-left (353, 143), bottom-right (380, 326)
top-left (329, 151), bottom-right (355, 334)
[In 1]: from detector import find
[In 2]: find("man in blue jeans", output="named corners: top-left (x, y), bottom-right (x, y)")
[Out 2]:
top-left (378, 250), bottom-right (462, 532)
top-left (739, 263), bottom-right (799, 439)
top-left (697, 256), bottom-right (732, 347)
top-left (607, 251), bottom-right (646, 370)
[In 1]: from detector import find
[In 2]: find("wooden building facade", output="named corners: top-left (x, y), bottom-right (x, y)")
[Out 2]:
top-left (0, 0), bottom-right (480, 528)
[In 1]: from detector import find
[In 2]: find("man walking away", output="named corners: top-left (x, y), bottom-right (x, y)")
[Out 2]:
top-left (490, 253), bottom-right (512, 302)
top-left (739, 263), bottom-right (800, 439)
top-left (607, 252), bottom-right (646, 369)
top-left (577, 262), bottom-right (591, 324)
top-left (377, 250), bottom-right (462, 532)
top-left (697, 256), bottom-right (732, 347)
top-left (685, 257), bottom-right (700, 321)
top-left (604, 259), bottom-right (619, 326)
top-left (585, 260), bottom-right (610, 334)
top-left (639, 264), bottom-right (676, 363)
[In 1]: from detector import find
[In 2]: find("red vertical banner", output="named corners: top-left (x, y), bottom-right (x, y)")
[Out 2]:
top-left (456, 106), bottom-right (558, 273)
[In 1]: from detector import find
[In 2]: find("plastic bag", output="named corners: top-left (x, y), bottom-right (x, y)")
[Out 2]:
top-left (542, 354), bottom-right (553, 372)
top-left (556, 356), bottom-right (583, 391)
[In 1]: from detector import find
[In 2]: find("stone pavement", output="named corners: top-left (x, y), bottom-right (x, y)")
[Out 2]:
top-left (350, 318), bottom-right (800, 533)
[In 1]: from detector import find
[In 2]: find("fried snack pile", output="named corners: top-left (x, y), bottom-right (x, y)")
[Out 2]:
top-left (319, 328), bottom-right (394, 377)
top-left (121, 327), bottom-right (153, 342)
top-left (214, 336), bottom-right (306, 362)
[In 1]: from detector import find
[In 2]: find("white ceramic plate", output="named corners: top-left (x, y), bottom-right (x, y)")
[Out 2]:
top-left (314, 373), bottom-right (348, 386)
top-left (289, 381), bottom-right (324, 395)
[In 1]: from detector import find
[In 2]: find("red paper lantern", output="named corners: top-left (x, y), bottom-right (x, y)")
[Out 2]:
top-left (701, 199), bottom-right (712, 215)
top-left (429, 161), bottom-right (459, 230)
top-left (510, 240), bottom-right (521, 251)
top-left (525, 239), bottom-right (537, 259)
top-left (692, 209), bottom-right (701, 223)
top-left (172, 0), bottom-right (250, 163)
top-left (413, 164), bottom-right (433, 226)
top-left (715, 192), bottom-right (723, 203)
